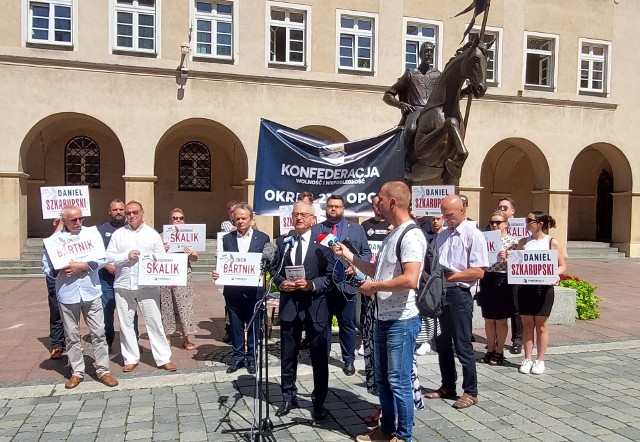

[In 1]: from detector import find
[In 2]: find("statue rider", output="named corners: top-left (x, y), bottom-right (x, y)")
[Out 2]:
top-left (383, 42), bottom-right (441, 169)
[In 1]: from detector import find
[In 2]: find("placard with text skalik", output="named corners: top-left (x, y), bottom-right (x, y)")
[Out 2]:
top-left (163, 224), bottom-right (207, 252)
top-left (40, 185), bottom-right (91, 219)
top-left (138, 253), bottom-right (188, 287)
top-left (411, 186), bottom-right (455, 216)
top-left (507, 250), bottom-right (558, 285)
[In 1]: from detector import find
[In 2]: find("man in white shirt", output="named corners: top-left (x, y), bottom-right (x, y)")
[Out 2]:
top-left (425, 195), bottom-right (489, 409)
top-left (42, 205), bottom-right (118, 389)
top-left (106, 201), bottom-right (176, 373)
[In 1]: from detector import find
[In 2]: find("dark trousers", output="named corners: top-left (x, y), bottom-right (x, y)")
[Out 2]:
top-left (327, 289), bottom-right (356, 364)
top-left (510, 287), bottom-right (523, 345)
top-left (434, 286), bottom-right (478, 396)
top-left (225, 292), bottom-right (259, 365)
top-left (46, 278), bottom-right (65, 349)
top-left (280, 310), bottom-right (330, 406)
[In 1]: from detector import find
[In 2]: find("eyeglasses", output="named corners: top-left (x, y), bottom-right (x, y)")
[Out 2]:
top-left (497, 205), bottom-right (509, 211)
top-left (326, 205), bottom-right (344, 210)
top-left (292, 212), bottom-right (313, 219)
top-left (489, 220), bottom-right (505, 225)
top-left (125, 210), bottom-right (141, 216)
top-left (68, 217), bottom-right (84, 223)
top-left (171, 216), bottom-right (184, 221)
top-left (525, 218), bottom-right (538, 224)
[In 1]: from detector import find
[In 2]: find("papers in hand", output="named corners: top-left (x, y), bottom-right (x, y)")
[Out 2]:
top-left (285, 265), bottom-right (306, 281)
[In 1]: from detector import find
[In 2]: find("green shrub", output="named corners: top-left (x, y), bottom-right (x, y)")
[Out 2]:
top-left (559, 274), bottom-right (601, 320)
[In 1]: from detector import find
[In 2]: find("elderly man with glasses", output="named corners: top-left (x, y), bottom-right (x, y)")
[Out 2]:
top-left (106, 201), bottom-right (176, 373)
top-left (42, 205), bottom-right (118, 389)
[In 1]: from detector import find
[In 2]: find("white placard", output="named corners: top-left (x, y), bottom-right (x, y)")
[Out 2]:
top-left (138, 253), bottom-right (188, 286)
top-left (507, 218), bottom-right (529, 240)
top-left (163, 224), bottom-right (206, 252)
top-left (40, 185), bottom-right (91, 219)
top-left (507, 250), bottom-right (558, 285)
top-left (369, 241), bottom-right (382, 264)
top-left (411, 186), bottom-right (455, 216)
top-left (43, 226), bottom-right (106, 270)
top-left (278, 204), bottom-right (326, 236)
top-left (215, 252), bottom-right (262, 287)
top-left (482, 230), bottom-right (502, 264)
top-left (217, 231), bottom-right (230, 255)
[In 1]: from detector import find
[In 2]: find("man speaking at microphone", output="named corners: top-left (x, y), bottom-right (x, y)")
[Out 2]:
top-left (212, 203), bottom-right (270, 375)
top-left (312, 194), bottom-right (371, 376)
top-left (272, 201), bottom-right (335, 420)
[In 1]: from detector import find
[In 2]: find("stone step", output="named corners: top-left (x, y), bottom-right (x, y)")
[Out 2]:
top-left (567, 250), bottom-right (627, 259)
top-left (567, 241), bottom-right (616, 249)
top-left (0, 259), bottom-right (43, 267)
top-left (0, 267), bottom-right (43, 276)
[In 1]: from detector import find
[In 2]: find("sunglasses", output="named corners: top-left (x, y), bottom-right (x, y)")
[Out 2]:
top-left (171, 216), bottom-right (185, 221)
top-left (497, 205), bottom-right (509, 211)
top-left (68, 217), bottom-right (84, 223)
top-left (125, 210), bottom-right (141, 216)
top-left (489, 220), bottom-right (505, 225)
top-left (525, 218), bottom-right (538, 224)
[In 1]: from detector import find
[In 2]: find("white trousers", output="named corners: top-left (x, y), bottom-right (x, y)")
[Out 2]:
top-left (59, 297), bottom-right (110, 378)
top-left (115, 287), bottom-right (172, 366)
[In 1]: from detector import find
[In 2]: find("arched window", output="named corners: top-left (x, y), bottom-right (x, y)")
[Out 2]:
top-left (178, 141), bottom-right (211, 191)
top-left (65, 136), bottom-right (100, 188)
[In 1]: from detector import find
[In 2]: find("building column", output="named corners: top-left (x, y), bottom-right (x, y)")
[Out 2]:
top-left (611, 192), bottom-right (640, 257)
top-left (458, 186), bottom-right (483, 222)
top-left (532, 189), bottom-right (571, 256)
top-left (0, 172), bottom-right (29, 259)
top-left (123, 175), bottom-right (157, 227)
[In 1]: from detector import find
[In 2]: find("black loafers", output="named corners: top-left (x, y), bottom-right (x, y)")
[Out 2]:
top-left (312, 406), bottom-right (328, 420)
top-left (226, 361), bottom-right (244, 374)
top-left (275, 400), bottom-right (298, 417)
top-left (343, 362), bottom-right (356, 376)
top-left (246, 363), bottom-right (256, 375)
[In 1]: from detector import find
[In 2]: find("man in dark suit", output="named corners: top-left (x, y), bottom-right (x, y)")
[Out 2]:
top-left (272, 201), bottom-right (335, 420)
top-left (212, 203), bottom-right (270, 375)
top-left (312, 195), bottom-right (371, 376)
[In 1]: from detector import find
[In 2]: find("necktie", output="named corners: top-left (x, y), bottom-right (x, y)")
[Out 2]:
top-left (295, 236), bottom-right (303, 266)
top-left (331, 223), bottom-right (338, 237)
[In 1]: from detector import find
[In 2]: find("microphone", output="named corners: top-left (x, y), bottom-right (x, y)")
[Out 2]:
top-left (282, 230), bottom-right (296, 257)
top-left (260, 242), bottom-right (277, 271)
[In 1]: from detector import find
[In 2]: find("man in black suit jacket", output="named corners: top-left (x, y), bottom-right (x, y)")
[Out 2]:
top-left (272, 201), bottom-right (335, 420)
top-left (311, 195), bottom-right (371, 376)
top-left (212, 203), bottom-right (270, 375)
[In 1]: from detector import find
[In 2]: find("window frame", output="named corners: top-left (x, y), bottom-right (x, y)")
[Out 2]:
top-left (110, 0), bottom-right (161, 56)
top-left (23, 0), bottom-right (76, 48)
top-left (466, 25), bottom-right (502, 88)
top-left (178, 141), bottom-right (211, 192)
top-left (578, 38), bottom-right (611, 97)
top-left (523, 31), bottom-right (559, 91)
top-left (64, 136), bottom-right (101, 189)
top-left (336, 9), bottom-right (378, 74)
top-left (191, 0), bottom-right (236, 62)
top-left (266, 1), bottom-right (311, 69)
top-left (402, 17), bottom-right (443, 72)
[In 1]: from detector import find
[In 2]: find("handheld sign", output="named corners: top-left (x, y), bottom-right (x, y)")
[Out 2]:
top-left (215, 252), bottom-right (262, 287)
top-left (412, 185), bottom-right (454, 216)
top-left (507, 250), bottom-right (558, 285)
top-left (43, 226), bottom-right (106, 270)
top-left (285, 265), bottom-right (306, 281)
top-left (507, 218), bottom-right (529, 240)
top-left (163, 224), bottom-right (206, 252)
top-left (138, 253), bottom-right (188, 286)
top-left (40, 185), bottom-right (91, 219)
top-left (278, 204), bottom-right (325, 236)
top-left (369, 241), bottom-right (382, 264)
top-left (482, 230), bottom-right (502, 264)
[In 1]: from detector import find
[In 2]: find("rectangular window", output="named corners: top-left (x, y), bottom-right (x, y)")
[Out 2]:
top-left (405, 22), bottom-right (439, 70)
top-left (524, 33), bottom-right (558, 89)
top-left (468, 29), bottom-right (500, 86)
top-left (269, 7), bottom-right (306, 66)
top-left (28, 0), bottom-right (72, 46)
top-left (114, 0), bottom-right (156, 52)
top-left (580, 40), bottom-right (609, 95)
top-left (194, 1), bottom-right (233, 59)
top-left (339, 15), bottom-right (374, 72)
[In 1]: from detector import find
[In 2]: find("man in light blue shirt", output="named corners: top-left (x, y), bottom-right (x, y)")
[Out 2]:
top-left (42, 205), bottom-right (118, 390)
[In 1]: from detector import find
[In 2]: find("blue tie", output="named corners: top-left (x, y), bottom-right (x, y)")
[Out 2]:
top-left (295, 236), bottom-right (303, 266)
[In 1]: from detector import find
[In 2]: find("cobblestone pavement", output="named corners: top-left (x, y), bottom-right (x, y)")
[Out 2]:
top-left (1, 339), bottom-right (640, 441)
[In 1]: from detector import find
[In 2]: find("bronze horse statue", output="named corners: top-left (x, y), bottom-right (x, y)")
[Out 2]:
top-left (404, 35), bottom-right (493, 184)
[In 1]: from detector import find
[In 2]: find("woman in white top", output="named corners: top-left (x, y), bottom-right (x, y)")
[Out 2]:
top-left (515, 211), bottom-right (567, 375)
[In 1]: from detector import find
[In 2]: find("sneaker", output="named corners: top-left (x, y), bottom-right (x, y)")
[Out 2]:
top-left (531, 360), bottom-right (545, 375)
top-left (357, 345), bottom-right (365, 356)
top-left (519, 358), bottom-right (533, 374)
top-left (415, 342), bottom-right (431, 356)
top-left (354, 427), bottom-right (394, 442)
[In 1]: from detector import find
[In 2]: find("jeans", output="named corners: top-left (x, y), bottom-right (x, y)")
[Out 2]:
top-left (434, 286), bottom-right (477, 396)
top-left (101, 277), bottom-right (138, 347)
top-left (374, 315), bottom-right (420, 441)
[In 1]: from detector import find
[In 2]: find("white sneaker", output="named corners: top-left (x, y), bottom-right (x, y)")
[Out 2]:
top-left (519, 359), bottom-right (533, 374)
top-left (415, 342), bottom-right (431, 356)
top-left (357, 345), bottom-right (365, 356)
top-left (531, 360), bottom-right (545, 375)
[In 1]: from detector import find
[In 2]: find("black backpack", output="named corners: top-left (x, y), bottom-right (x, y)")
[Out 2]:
top-left (396, 224), bottom-right (447, 318)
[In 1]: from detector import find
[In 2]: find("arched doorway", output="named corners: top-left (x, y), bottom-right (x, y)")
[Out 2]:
top-left (154, 119), bottom-right (247, 236)
top-left (21, 113), bottom-right (125, 237)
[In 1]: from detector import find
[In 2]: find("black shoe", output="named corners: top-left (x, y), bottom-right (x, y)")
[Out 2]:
top-left (510, 344), bottom-right (522, 355)
top-left (312, 406), bottom-right (328, 420)
top-left (226, 361), bottom-right (244, 374)
top-left (246, 363), bottom-right (256, 375)
top-left (300, 337), bottom-right (310, 350)
top-left (343, 362), bottom-right (355, 376)
top-left (222, 329), bottom-right (231, 344)
top-left (275, 400), bottom-right (298, 417)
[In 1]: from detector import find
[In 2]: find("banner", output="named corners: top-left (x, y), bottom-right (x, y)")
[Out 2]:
top-left (138, 253), bottom-right (188, 286)
top-left (253, 120), bottom-right (404, 216)
top-left (40, 185), bottom-right (91, 219)
top-left (279, 204), bottom-right (325, 236)
top-left (163, 224), bottom-right (207, 252)
top-left (214, 252), bottom-right (262, 287)
top-left (43, 226), bottom-right (106, 270)
top-left (411, 185), bottom-right (455, 216)
top-left (507, 250), bottom-right (558, 285)
top-left (482, 230), bottom-right (502, 264)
